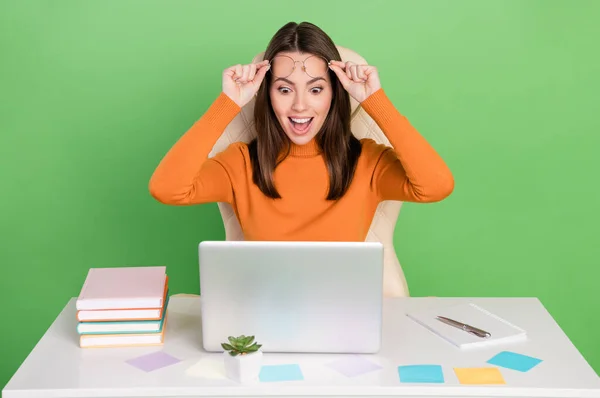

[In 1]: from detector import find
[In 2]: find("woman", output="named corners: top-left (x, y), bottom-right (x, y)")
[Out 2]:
top-left (149, 21), bottom-right (454, 241)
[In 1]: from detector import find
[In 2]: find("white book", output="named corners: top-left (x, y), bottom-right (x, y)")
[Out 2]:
top-left (79, 332), bottom-right (165, 348)
top-left (406, 302), bottom-right (527, 349)
top-left (76, 307), bottom-right (164, 322)
top-left (77, 305), bottom-right (167, 334)
top-left (79, 315), bottom-right (168, 348)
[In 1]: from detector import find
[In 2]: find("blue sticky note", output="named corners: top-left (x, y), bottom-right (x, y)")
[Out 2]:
top-left (487, 351), bottom-right (542, 372)
top-left (398, 365), bottom-right (444, 383)
top-left (259, 364), bottom-right (304, 382)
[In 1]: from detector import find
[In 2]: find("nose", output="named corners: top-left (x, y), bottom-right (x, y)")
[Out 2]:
top-left (291, 91), bottom-right (308, 112)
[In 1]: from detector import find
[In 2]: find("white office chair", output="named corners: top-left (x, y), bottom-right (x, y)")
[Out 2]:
top-left (201, 46), bottom-right (410, 298)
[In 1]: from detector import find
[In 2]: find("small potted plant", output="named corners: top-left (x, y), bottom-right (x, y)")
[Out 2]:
top-left (221, 335), bottom-right (263, 382)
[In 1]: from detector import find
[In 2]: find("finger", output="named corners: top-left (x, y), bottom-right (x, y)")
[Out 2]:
top-left (350, 65), bottom-right (360, 81)
top-left (256, 60), bottom-right (271, 73)
top-left (241, 65), bottom-right (251, 83)
top-left (248, 63), bottom-right (257, 82)
top-left (356, 65), bottom-right (365, 80)
top-left (253, 61), bottom-right (271, 83)
top-left (356, 65), bottom-right (367, 81)
top-left (363, 65), bottom-right (377, 77)
top-left (224, 64), bottom-right (239, 79)
top-left (248, 60), bottom-right (269, 82)
top-left (233, 64), bottom-right (243, 82)
top-left (363, 66), bottom-right (378, 82)
top-left (328, 64), bottom-right (351, 88)
top-left (329, 60), bottom-right (346, 70)
top-left (345, 61), bottom-right (353, 80)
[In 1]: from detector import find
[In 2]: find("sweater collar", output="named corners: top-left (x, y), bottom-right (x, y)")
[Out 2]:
top-left (289, 138), bottom-right (321, 157)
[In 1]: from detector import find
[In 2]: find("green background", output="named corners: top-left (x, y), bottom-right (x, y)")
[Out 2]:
top-left (1, 0), bottom-right (598, 388)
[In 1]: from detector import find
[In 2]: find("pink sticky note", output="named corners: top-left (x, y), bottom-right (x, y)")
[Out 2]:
top-left (126, 351), bottom-right (181, 372)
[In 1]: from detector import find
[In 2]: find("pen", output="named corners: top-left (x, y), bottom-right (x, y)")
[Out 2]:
top-left (436, 316), bottom-right (491, 338)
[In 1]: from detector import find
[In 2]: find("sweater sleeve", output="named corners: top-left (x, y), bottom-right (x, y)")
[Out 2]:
top-left (361, 89), bottom-right (454, 203)
top-left (148, 93), bottom-right (241, 205)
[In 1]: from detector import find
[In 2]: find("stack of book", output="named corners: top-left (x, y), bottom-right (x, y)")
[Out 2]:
top-left (75, 266), bottom-right (169, 348)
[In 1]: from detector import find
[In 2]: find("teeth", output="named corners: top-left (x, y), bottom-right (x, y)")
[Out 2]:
top-left (290, 118), bottom-right (312, 124)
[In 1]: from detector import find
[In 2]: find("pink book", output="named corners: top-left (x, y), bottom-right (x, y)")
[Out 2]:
top-left (76, 266), bottom-right (167, 311)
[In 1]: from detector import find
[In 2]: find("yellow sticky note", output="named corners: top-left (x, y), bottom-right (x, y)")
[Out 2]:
top-left (185, 357), bottom-right (226, 379)
top-left (454, 367), bottom-right (506, 384)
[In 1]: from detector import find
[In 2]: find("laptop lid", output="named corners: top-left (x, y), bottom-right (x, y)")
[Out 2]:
top-left (198, 241), bottom-right (384, 354)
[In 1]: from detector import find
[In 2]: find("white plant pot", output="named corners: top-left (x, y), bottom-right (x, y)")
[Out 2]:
top-left (223, 350), bottom-right (263, 382)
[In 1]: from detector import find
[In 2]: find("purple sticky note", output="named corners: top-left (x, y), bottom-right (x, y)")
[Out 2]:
top-left (325, 355), bottom-right (382, 377)
top-left (126, 351), bottom-right (181, 372)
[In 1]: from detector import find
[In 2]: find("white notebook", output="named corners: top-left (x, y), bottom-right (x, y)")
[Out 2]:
top-left (406, 302), bottom-right (527, 349)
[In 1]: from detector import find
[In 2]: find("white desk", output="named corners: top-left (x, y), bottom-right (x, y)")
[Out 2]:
top-left (3, 297), bottom-right (599, 398)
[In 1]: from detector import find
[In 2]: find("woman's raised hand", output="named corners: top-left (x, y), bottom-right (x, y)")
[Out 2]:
top-left (328, 60), bottom-right (381, 103)
top-left (222, 60), bottom-right (270, 108)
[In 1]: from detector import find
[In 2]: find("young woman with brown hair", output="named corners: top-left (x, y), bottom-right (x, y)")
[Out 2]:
top-left (149, 21), bottom-right (454, 241)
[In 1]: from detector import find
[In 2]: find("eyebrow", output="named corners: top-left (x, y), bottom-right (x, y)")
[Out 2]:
top-left (274, 77), bottom-right (326, 85)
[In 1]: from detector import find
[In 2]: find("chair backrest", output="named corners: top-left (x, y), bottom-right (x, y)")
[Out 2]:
top-left (208, 46), bottom-right (409, 297)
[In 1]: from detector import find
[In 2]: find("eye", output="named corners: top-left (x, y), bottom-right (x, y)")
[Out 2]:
top-left (310, 86), bottom-right (324, 94)
top-left (278, 86), bottom-right (292, 94)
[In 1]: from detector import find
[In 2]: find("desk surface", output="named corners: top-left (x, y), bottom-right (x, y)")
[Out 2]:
top-left (3, 296), bottom-right (599, 398)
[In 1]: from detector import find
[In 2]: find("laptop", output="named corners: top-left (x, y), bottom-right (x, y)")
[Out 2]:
top-left (198, 240), bottom-right (384, 354)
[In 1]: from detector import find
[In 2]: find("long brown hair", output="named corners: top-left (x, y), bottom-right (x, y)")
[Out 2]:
top-left (249, 21), bottom-right (362, 200)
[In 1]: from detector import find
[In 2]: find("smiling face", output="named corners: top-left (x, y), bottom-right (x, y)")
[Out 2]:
top-left (268, 51), bottom-right (333, 146)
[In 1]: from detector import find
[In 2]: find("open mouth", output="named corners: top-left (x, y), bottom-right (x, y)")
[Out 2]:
top-left (288, 117), bottom-right (314, 135)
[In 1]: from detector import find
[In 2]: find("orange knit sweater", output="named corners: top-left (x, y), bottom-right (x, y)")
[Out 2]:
top-left (149, 88), bottom-right (454, 241)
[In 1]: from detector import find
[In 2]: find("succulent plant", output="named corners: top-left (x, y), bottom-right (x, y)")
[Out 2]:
top-left (221, 335), bottom-right (262, 356)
